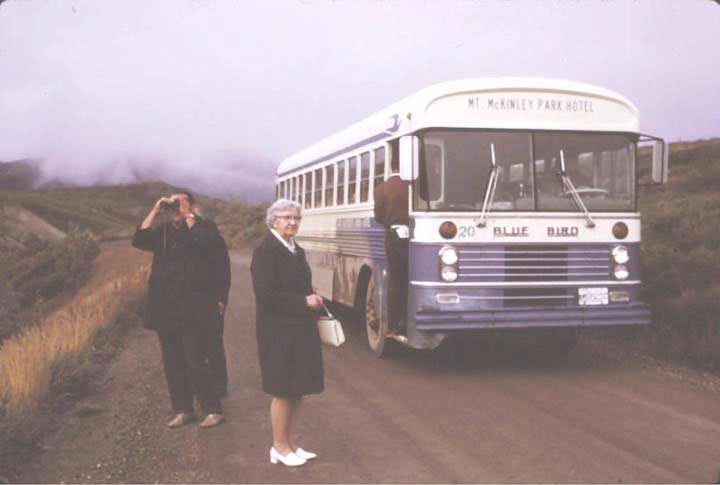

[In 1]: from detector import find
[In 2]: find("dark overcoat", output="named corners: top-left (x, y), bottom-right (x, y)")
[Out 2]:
top-left (373, 174), bottom-right (409, 227)
top-left (132, 217), bottom-right (231, 334)
top-left (250, 231), bottom-right (324, 398)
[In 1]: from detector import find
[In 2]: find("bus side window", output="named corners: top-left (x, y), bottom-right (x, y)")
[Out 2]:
top-left (348, 156), bottom-right (358, 204)
top-left (360, 152), bottom-right (370, 203)
top-left (304, 173), bottom-right (312, 209)
top-left (326, 164), bottom-right (335, 207)
top-left (337, 160), bottom-right (346, 205)
top-left (314, 169), bottom-right (322, 208)
top-left (373, 146), bottom-right (386, 192)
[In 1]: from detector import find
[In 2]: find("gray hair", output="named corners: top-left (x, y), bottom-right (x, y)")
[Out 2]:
top-left (266, 198), bottom-right (302, 227)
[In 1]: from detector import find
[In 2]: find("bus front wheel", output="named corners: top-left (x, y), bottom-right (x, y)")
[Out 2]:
top-left (363, 277), bottom-right (397, 358)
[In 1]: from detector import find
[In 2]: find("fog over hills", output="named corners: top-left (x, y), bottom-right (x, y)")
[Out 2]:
top-left (0, 156), bottom-right (274, 203)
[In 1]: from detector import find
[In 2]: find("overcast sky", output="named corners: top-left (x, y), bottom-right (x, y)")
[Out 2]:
top-left (0, 0), bottom-right (718, 197)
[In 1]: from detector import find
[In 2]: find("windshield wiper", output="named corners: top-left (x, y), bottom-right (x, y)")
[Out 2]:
top-left (559, 149), bottom-right (595, 228)
top-left (477, 143), bottom-right (499, 228)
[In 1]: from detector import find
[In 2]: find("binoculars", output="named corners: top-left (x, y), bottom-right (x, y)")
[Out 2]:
top-left (160, 199), bottom-right (180, 210)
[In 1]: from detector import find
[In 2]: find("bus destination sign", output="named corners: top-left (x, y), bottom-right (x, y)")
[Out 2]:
top-left (469, 96), bottom-right (595, 114)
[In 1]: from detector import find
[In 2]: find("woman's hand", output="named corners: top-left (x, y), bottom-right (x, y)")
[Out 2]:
top-left (305, 294), bottom-right (323, 310)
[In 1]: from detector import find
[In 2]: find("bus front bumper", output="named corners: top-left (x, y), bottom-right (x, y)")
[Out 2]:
top-left (413, 304), bottom-right (651, 331)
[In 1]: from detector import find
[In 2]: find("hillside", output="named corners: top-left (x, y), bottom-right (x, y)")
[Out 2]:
top-left (639, 137), bottom-right (720, 369)
top-left (0, 205), bottom-right (65, 251)
top-left (0, 180), bottom-right (267, 249)
top-left (0, 158), bottom-right (273, 203)
top-left (0, 159), bottom-right (41, 191)
top-left (0, 181), bottom-right (267, 345)
top-left (0, 182), bottom-right (178, 239)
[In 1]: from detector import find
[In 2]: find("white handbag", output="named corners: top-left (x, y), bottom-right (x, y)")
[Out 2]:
top-left (317, 304), bottom-right (345, 347)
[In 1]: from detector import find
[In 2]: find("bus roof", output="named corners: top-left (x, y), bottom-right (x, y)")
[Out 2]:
top-left (277, 77), bottom-right (639, 177)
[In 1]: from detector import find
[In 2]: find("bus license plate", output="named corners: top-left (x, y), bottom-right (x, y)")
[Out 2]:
top-left (578, 287), bottom-right (608, 306)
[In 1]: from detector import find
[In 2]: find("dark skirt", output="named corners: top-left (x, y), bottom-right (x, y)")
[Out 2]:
top-left (256, 321), bottom-right (324, 398)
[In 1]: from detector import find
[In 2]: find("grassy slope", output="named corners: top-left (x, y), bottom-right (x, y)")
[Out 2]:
top-left (639, 138), bottom-right (720, 369)
top-left (0, 181), bottom-right (265, 244)
top-left (0, 182), bottom-right (183, 239)
top-left (0, 181), bottom-right (266, 343)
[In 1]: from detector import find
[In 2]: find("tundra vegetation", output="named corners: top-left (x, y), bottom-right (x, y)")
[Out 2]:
top-left (639, 138), bottom-right (720, 371)
top-left (0, 180), bottom-right (266, 474)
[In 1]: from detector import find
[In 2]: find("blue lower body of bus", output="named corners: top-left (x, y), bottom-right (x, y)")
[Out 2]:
top-left (407, 286), bottom-right (651, 349)
top-left (412, 303), bottom-right (651, 330)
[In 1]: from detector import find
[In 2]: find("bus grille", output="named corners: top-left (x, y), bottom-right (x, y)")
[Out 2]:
top-left (457, 245), bottom-right (611, 283)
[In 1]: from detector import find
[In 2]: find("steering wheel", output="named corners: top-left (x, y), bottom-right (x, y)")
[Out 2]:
top-left (445, 203), bottom-right (478, 210)
top-left (561, 188), bottom-right (609, 198)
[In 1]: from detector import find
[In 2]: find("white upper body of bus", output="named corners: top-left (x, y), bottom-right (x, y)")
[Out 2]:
top-left (276, 77), bottom-right (640, 178)
top-left (276, 78), bottom-right (667, 247)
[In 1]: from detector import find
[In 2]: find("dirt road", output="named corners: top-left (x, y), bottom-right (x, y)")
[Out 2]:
top-left (17, 252), bottom-right (720, 483)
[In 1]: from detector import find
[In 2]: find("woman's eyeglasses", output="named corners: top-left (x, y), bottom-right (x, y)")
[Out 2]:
top-left (277, 215), bottom-right (302, 222)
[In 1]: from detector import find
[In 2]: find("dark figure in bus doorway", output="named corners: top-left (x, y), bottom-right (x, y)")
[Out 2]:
top-left (373, 152), bottom-right (410, 332)
top-left (132, 191), bottom-right (231, 429)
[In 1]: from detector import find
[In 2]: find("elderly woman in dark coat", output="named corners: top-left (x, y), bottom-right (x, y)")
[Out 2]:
top-left (250, 199), bottom-right (324, 467)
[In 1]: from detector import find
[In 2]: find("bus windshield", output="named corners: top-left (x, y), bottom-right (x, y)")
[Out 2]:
top-left (415, 130), bottom-right (637, 212)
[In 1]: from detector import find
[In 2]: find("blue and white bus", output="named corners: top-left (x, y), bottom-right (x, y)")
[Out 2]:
top-left (275, 78), bottom-right (668, 356)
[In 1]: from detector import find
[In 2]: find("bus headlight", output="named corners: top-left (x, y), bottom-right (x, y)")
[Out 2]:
top-left (439, 246), bottom-right (459, 265)
top-left (614, 264), bottom-right (629, 280)
top-left (612, 246), bottom-right (629, 264)
top-left (441, 266), bottom-right (458, 282)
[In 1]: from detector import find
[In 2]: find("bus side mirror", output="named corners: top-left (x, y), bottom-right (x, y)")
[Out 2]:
top-left (652, 139), bottom-right (669, 184)
top-left (399, 135), bottom-right (418, 181)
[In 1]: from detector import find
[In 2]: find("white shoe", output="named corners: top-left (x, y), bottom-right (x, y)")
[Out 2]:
top-left (269, 447), bottom-right (306, 467)
top-left (294, 448), bottom-right (317, 460)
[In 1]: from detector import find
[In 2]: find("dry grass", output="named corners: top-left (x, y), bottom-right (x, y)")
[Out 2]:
top-left (0, 260), bottom-right (149, 417)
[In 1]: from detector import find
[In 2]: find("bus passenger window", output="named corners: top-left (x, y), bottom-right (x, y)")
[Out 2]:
top-left (304, 173), bottom-right (312, 209)
top-left (314, 169), bottom-right (322, 208)
top-left (337, 160), bottom-right (346, 205)
top-left (360, 152), bottom-right (370, 203)
top-left (326, 164), bottom-right (335, 206)
top-left (348, 156), bottom-right (358, 204)
top-left (373, 147), bottom-right (386, 192)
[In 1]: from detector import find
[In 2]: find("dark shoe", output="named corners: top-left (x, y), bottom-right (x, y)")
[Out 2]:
top-left (167, 412), bottom-right (195, 428)
top-left (199, 413), bottom-right (225, 428)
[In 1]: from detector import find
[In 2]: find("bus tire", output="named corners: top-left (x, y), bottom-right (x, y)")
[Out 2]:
top-left (363, 276), bottom-right (397, 358)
